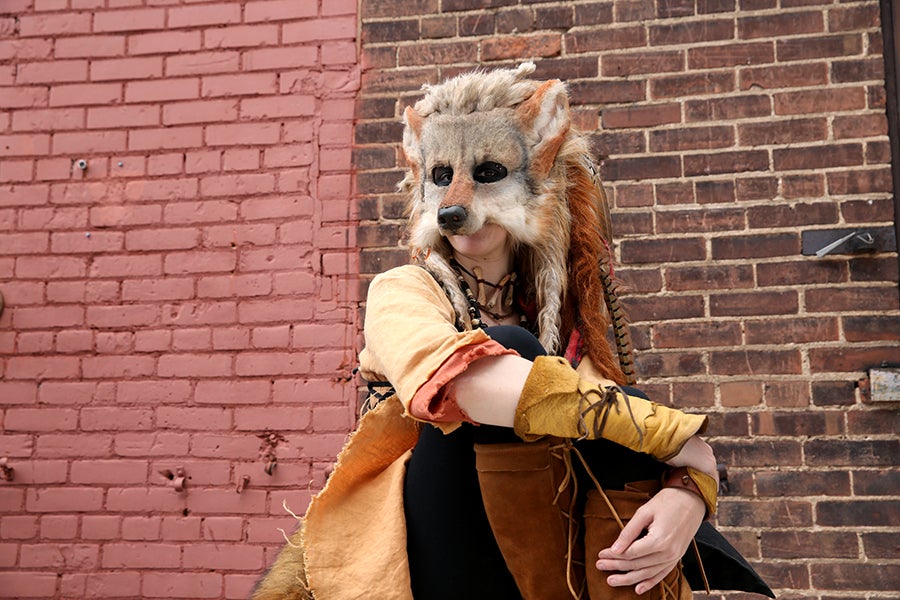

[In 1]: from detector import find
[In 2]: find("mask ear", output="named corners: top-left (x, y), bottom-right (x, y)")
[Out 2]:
top-left (402, 106), bottom-right (425, 184)
top-left (403, 106), bottom-right (425, 202)
top-left (516, 80), bottom-right (570, 179)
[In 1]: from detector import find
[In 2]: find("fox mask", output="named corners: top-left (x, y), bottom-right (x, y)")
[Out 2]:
top-left (401, 63), bottom-right (624, 383)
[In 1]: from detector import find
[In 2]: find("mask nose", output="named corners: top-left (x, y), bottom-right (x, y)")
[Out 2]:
top-left (437, 205), bottom-right (468, 233)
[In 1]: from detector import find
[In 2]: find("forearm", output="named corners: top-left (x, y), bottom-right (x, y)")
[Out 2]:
top-left (452, 354), bottom-right (532, 427)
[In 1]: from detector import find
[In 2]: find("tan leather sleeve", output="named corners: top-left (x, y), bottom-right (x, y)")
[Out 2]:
top-left (358, 265), bottom-right (514, 430)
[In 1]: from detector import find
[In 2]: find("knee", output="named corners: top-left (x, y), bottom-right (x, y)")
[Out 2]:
top-left (484, 326), bottom-right (546, 361)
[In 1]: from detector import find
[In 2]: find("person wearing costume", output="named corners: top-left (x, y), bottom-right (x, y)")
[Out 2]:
top-left (252, 64), bottom-right (772, 600)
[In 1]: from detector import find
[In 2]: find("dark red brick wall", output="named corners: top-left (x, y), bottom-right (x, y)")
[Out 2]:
top-left (356, 1), bottom-right (899, 598)
top-left (1, 1), bottom-right (358, 597)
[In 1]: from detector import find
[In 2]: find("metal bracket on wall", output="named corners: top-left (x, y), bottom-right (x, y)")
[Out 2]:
top-left (802, 226), bottom-right (897, 257)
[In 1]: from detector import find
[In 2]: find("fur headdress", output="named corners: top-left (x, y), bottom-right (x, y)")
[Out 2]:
top-left (400, 63), bottom-right (629, 384)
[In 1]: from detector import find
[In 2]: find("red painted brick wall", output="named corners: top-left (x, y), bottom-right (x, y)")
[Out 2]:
top-left (356, 0), bottom-right (899, 598)
top-left (1, 1), bottom-right (358, 598)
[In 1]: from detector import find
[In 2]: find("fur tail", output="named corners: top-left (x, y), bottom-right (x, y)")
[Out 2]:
top-left (565, 161), bottom-right (628, 385)
top-left (251, 533), bottom-right (314, 600)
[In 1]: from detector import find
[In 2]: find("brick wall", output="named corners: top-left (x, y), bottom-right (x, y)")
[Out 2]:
top-left (356, 0), bottom-right (899, 598)
top-left (0, 1), bottom-right (358, 598)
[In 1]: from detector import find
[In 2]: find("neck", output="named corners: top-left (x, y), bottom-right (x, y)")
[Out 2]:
top-left (451, 250), bottom-right (514, 285)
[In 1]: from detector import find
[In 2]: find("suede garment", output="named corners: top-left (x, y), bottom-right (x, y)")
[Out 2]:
top-left (300, 265), bottom-right (514, 599)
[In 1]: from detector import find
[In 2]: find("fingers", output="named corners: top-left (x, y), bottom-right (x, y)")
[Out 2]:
top-left (602, 508), bottom-right (652, 555)
top-left (598, 557), bottom-right (676, 594)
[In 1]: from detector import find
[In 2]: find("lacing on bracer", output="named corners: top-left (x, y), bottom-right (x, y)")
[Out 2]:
top-left (576, 384), bottom-right (644, 450)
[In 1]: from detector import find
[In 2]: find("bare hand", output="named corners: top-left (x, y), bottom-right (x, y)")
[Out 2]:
top-left (594, 487), bottom-right (705, 595)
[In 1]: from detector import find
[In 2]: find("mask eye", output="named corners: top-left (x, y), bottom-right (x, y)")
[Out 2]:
top-left (432, 166), bottom-right (453, 187)
top-left (473, 162), bottom-right (507, 184)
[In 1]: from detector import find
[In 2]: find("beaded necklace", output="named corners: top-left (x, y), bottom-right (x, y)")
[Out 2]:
top-left (450, 258), bottom-right (527, 328)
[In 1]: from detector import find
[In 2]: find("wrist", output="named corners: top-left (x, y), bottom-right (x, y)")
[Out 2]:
top-left (662, 466), bottom-right (717, 518)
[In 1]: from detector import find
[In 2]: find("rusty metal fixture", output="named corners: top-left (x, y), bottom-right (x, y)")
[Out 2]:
top-left (236, 474), bottom-right (251, 494)
top-left (0, 458), bottom-right (13, 482)
top-left (159, 466), bottom-right (187, 492)
top-left (258, 431), bottom-right (284, 476)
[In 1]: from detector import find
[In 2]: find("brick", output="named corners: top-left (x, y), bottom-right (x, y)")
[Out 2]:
top-left (93, 8), bottom-right (165, 32)
top-left (807, 286), bottom-right (898, 313)
top-left (601, 103), bottom-right (681, 129)
top-left (688, 42), bottom-right (774, 69)
top-left (853, 469), bottom-right (899, 495)
top-left (233, 406), bottom-right (311, 431)
top-left (183, 544), bottom-right (264, 570)
top-left (862, 532), bottom-right (898, 559)
top-left (653, 320), bottom-right (742, 349)
top-left (193, 380), bottom-right (270, 405)
top-left (712, 233), bottom-right (799, 260)
top-left (245, 0), bottom-right (318, 22)
top-left (633, 350), bottom-right (704, 377)
top-left (805, 439), bottom-right (897, 467)
top-left (777, 33), bottom-right (863, 62)
top-left (755, 469), bottom-right (849, 496)
top-left (113, 432), bottom-right (191, 458)
top-left (50, 230), bottom-right (124, 253)
top-left (235, 351), bottom-right (312, 376)
top-left (12, 107), bottom-right (85, 131)
top-left (156, 407), bottom-right (231, 430)
top-left (602, 50), bottom-right (683, 77)
top-left (817, 499), bottom-right (899, 528)
top-left (164, 250), bottom-right (236, 274)
top-left (752, 411), bottom-right (843, 437)
top-left (142, 572), bottom-right (223, 598)
top-left (102, 542), bottom-right (181, 568)
top-left (54, 34), bottom-right (123, 58)
top-left (122, 516), bottom-right (161, 540)
top-left (757, 260), bottom-right (845, 287)
top-left (197, 274), bottom-right (271, 299)
top-left (774, 143), bottom-right (864, 171)
top-left (26, 487), bottom-right (104, 512)
top-left (117, 380), bottom-right (192, 404)
top-left (19, 13), bottom-right (91, 36)
top-left (710, 349), bottom-right (802, 375)
top-left (762, 530), bottom-right (857, 559)
top-left (812, 563), bottom-right (900, 592)
top-left (0, 572), bottom-right (58, 597)
top-left (128, 30), bottom-right (202, 55)
top-left (711, 291), bottom-right (799, 316)
top-left (717, 499), bottom-right (812, 527)
top-left (684, 150), bottom-right (769, 176)
top-left (738, 10), bottom-right (824, 39)
top-left (90, 56), bottom-right (163, 82)
top-left (746, 317), bottom-right (839, 344)
top-left (20, 543), bottom-right (99, 568)
top-left (81, 407), bottom-right (154, 431)
top-left (80, 515), bottom-right (120, 541)
top-left (53, 132), bottom-right (128, 158)
top-left (125, 78), bottom-right (199, 103)
top-left (1, 515), bottom-right (39, 539)
top-left (170, 328), bottom-right (212, 351)
top-left (160, 300), bottom-right (237, 326)
top-left (166, 51), bottom-right (240, 77)
top-left (158, 353), bottom-right (232, 378)
top-left (5, 408), bottom-right (78, 431)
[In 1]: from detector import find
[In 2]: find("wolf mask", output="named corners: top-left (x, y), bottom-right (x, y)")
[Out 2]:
top-left (401, 62), bottom-right (626, 383)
